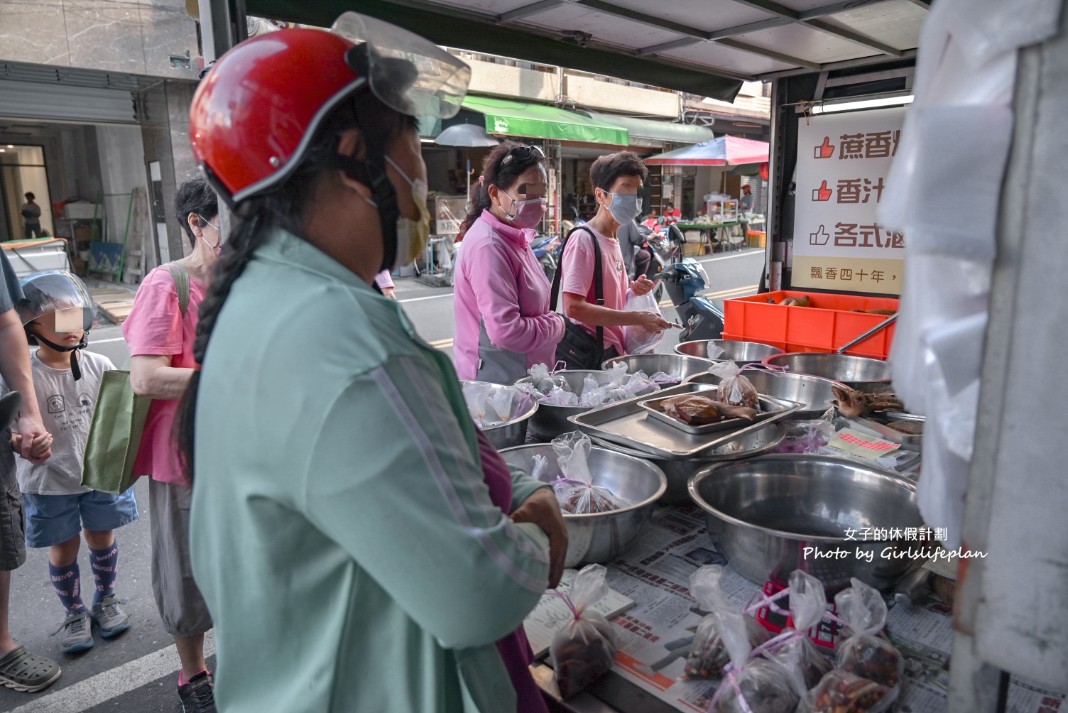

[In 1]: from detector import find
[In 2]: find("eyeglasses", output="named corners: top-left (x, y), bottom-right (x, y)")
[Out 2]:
top-left (499, 145), bottom-right (545, 167)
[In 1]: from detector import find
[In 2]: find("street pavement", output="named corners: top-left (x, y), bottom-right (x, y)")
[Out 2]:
top-left (0, 248), bottom-right (764, 712)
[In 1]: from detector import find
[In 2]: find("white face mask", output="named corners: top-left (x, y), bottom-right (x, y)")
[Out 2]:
top-left (386, 156), bottom-right (430, 270)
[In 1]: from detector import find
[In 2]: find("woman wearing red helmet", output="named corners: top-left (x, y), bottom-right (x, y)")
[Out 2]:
top-left (179, 14), bottom-right (565, 713)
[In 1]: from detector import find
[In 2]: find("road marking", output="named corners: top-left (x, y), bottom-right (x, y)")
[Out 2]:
top-left (399, 292), bottom-right (455, 304)
top-left (87, 336), bottom-right (126, 345)
top-left (8, 632), bottom-right (216, 713)
top-left (428, 338), bottom-right (454, 349)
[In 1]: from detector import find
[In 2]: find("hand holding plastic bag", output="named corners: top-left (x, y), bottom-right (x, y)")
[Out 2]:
top-left (550, 564), bottom-right (618, 698)
top-left (623, 290), bottom-right (666, 355)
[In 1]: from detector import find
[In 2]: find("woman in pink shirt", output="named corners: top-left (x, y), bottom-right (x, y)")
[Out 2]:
top-left (453, 142), bottom-right (565, 383)
top-left (556, 152), bottom-right (671, 367)
top-left (121, 177), bottom-right (218, 711)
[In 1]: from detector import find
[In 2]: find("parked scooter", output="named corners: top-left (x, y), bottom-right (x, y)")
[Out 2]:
top-left (656, 228), bottom-right (725, 342)
top-left (530, 233), bottom-right (562, 282)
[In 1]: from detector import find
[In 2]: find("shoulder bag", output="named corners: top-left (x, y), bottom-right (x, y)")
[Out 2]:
top-left (81, 263), bottom-right (189, 494)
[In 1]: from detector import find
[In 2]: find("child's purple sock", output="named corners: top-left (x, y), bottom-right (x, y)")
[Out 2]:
top-left (48, 561), bottom-right (86, 614)
top-left (89, 543), bottom-right (119, 606)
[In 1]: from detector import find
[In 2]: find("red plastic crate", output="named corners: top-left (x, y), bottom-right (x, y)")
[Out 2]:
top-left (723, 290), bottom-right (899, 359)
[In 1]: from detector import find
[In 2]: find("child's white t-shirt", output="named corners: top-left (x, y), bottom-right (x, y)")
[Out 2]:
top-left (7, 351), bottom-right (116, 495)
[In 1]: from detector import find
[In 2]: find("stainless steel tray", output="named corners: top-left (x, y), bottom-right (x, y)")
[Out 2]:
top-left (588, 422), bottom-right (787, 463)
top-left (567, 383), bottom-right (801, 459)
top-left (638, 393), bottom-right (791, 435)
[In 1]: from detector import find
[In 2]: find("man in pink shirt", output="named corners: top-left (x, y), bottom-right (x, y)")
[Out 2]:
top-left (555, 152), bottom-right (671, 367)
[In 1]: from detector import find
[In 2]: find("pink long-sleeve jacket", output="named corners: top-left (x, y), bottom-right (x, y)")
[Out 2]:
top-left (453, 210), bottom-right (564, 381)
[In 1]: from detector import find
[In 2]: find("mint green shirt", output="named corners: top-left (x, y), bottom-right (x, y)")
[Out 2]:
top-left (190, 229), bottom-right (551, 712)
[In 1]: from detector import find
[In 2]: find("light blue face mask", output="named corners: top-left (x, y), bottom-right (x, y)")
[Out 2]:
top-left (603, 191), bottom-right (643, 224)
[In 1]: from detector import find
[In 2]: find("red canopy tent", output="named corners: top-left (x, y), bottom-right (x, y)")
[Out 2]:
top-left (643, 135), bottom-right (769, 167)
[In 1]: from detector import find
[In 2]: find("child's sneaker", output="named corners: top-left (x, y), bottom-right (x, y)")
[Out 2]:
top-left (58, 611), bottom-right (94, 654)
top-left (178, 671), bottom-right (217, 713)
top-left (91, 595), bottom-right (131, 639)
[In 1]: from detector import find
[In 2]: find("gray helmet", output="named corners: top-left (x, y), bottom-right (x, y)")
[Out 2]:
top-left (16, 270), bottom-right (94, 331)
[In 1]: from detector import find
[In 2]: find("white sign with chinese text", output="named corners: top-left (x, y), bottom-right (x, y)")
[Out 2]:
top-left (792, 107), bottom-right (906, 295)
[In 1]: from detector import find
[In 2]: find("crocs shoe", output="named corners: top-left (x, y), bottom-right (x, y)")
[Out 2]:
top-left (91, 595), bottom-right (132, 639)
top-left (0, 646), bottom-right (62, 692)
top-left (58, 610), bottom-right (94, 654)
top-left (178, 671), bottom-right (217, 713)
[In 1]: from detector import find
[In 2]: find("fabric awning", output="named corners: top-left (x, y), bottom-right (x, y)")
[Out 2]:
top-left (581, 112), bottom-right (714, 146)
top-left (643, 135), bottom-right (770, 166)
top-left (461, 96), bottom-right (629, 146)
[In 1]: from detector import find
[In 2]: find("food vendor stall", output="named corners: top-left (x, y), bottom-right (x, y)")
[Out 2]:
top-left (202, 0), bottom-right (1068, 709)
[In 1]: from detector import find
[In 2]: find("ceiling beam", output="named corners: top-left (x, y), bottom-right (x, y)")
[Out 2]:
top-left (497, 0), bottom-right (571, 23)
top-left (728, 0), bottom-right (905, 57)
top-left (757, 48), bottom-right (916, 81)
top-left (717, 38), bottom-right (821, 71)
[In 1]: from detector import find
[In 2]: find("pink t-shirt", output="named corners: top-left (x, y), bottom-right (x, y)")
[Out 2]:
top-left (121, 265), bottom-right (205, 487)
top-left (560, 226), bottom-right (629, 356)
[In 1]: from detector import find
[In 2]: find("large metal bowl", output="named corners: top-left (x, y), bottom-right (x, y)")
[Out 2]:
top-left (500, 442), bottom-right (667, 567)
top-left (460, 381), bottom-right (539, 450)
top-left (762, 352), bottom-right (892, 393)
top-left (591, 423), bottom-right (787, 504)
top-left (601, 354), bottom-right (712, 387)
top-left (514, 370), bottom-right (634, 442)
top-left (689, 455), bottom-right (926, 591)
top-left (675, 339), bottom-right (784, 365)
top-left (686, 370), bottom-right (846, 419)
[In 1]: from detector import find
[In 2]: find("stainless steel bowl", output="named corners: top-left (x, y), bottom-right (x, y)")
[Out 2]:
top-left (514, 370), bottom-right (631, 442)
top-left (686, 370), bottom-right (846, 419)
top-left (689, 455), bottom-right (926, 591)
top-left (675, 339), bottom-right (784, 365)
top-left (460, 381), bottom-right (539, 450)
top-left (591, 423), bottom-right (787, 504)
top-left (601, 354), bottom-right (712, 387)
top-left (500, 442), bottom-right (667, 567)
top-left (762, 352), bottom-right (892, 393)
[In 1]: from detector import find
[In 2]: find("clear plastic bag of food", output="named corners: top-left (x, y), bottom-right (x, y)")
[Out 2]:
top-left (531, 453), bottom-right (551, 482)
top-left (683, 565), bottom-right (769, 680)
top-left (775, 420), bottom-right (834, 454)
top-left (802, 670), bottom-right (894, 713)
top-left (527, 363), bottom-right (569, 395)
top-left (708, 360), bottom-right (759, 409)
top-left (704, 593), bottom-right (800, 713)
top-left (461, 381), bottom-right (501, 427)
top-left (832, 578), bottom-right (904, 705)
top-left (757, 571), bottom-right (833, 693)
top-left (550, 432), bottom-right (628, 514)
top-left (550, 564), bottom-right (618, 699)
top-left (622, 290), bottom-right (666, 355)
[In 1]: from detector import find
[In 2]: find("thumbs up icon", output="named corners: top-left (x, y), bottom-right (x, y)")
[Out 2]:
top-left (814, 137), bottom-right (834, 159)
top-left (812, 180), bottom-right (832, 202)
top-left (809, 225), bottom-right (831, 246)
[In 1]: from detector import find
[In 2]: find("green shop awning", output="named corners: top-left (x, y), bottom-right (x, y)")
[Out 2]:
top-left (582, 112), bottom-right (714, 146)
top-left (462, 96), bottom-right (628, 146)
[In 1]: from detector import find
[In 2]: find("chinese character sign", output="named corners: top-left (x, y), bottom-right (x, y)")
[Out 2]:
top-left (793, 107), bottom-right (906, 296)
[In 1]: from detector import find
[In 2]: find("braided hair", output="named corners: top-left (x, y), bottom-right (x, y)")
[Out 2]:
top-left (457, 141), bottom-right (544, 237)
top-left (176, 88), bottom-right (415, 479)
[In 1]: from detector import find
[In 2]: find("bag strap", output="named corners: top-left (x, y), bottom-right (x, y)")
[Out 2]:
top-left (164, 263), bottom-right (191, 317)
top-left (550, 225), bottom-right (603, 352)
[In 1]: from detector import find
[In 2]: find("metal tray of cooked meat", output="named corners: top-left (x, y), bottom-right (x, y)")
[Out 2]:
top-left (567, 383), bottom-right (801, 459)
top-left (638, 392), bottom-right (796, 435)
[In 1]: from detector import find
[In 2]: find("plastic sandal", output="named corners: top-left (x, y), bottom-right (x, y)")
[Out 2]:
top-left (0, 646), bottom-right (62, 693)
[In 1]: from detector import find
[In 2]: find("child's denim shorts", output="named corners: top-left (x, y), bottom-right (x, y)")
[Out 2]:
top-left (22, 489), bottom-right (139, 548)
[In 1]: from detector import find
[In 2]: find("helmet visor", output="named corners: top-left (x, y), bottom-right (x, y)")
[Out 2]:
top-left (333, 12), bottom-right (470, 120)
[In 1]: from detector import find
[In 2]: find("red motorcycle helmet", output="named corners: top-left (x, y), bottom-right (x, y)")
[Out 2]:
top-left (190, 14), bottom-right (470, 204)
top-left (190, 29), bottom-right (363, 204)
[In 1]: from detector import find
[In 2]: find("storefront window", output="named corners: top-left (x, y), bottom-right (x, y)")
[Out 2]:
top-left (0, 145), bottom-right (52, 241)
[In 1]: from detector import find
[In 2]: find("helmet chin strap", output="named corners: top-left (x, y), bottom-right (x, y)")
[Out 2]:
top-left (329, 153), bottom-right (400, 272)
top-left (34, 334), bottom-right (89, 381)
